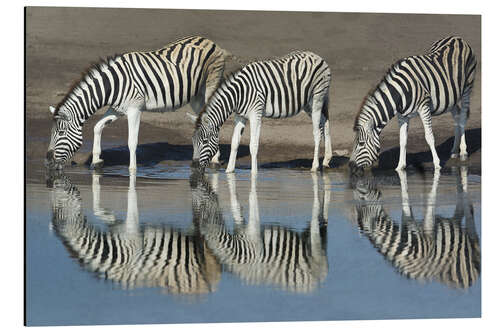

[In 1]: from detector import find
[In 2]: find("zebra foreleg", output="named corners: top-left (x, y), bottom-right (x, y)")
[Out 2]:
top-left (396, 116), bottom-right (410, 171)
top-left (91, 108), bottom-right (121, 169)
top-left (418, 103), bottom-right (441, 170)
top-left (127, 108), bottom-right (142, 172)
top-left (226, 116), bottom-right (247, 173)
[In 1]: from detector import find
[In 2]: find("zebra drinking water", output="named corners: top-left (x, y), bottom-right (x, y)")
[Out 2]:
top-left (192, 51), bottom-right (333, 173)
top-left (45, 36), bottom-right (232, 171)
top-left (349, 36), bottom-right (477, 171)
top-left (350, 167), bottom-right (480, 289)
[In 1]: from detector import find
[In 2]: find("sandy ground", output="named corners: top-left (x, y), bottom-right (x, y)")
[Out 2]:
top-left (25, 7), bottom-right (481, 174)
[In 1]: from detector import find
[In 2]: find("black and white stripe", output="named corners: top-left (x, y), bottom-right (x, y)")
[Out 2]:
top-left (49, 173), bottom-right (221, 295)
top-left (46, 36), bottom-right (229, 170)
top-left (351, 168), bottom-right (480, 289)
top-left (190, 173), bottom-right (329, 292)
top-left (192, 50), bottom-right (332, 173)
top-left (350, 36), bottom-right (477, 170)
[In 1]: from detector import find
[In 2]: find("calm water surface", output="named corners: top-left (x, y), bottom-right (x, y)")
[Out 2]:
top-left (26, 164), bottom-right (481, 326)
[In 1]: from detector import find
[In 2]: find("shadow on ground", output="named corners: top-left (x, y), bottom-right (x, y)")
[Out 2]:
top-left (377, 128), bottom-right (481, 170)
top-left (84, 128), bottom-right (480, 172)
top-left (84, 142), bottom-right (250, 167)
top-left (261, 156), bottom-right (350, 170)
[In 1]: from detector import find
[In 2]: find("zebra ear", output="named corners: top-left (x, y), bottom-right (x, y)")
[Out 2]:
top-left (186, 112), bottom-right (197, 124)
top-left (49, 106), bottom-right (56, 114)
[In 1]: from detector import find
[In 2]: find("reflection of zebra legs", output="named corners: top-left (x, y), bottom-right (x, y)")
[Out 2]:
top-left (215, 172), bottom-right (329, 291)
top-left (226, 173), bottom-right (260, 242)
top-left (92, 173), bottom-right (140, 235)
top-left (455, 166), bottom-right (478, 244)
top-left (92, 173), bottom-right (116, 223)
top-left (396, 169), bottom-right (440, 232)
top-left (311, 172), bottom-right (330, 254)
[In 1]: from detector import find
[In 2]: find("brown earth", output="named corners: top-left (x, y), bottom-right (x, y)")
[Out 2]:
top-left (25, 7), bottom-right (481, 175)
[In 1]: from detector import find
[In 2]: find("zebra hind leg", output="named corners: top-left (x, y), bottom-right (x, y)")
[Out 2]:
top-left (458, 93), bottom-right (471, 161)
top-left (450, 105), bottom-right (462, 159)
top-left (248, 113), bottom-right (262, 174)
top-left (321, 115), bottom-right (333, 168)
top-left (310, 96), bottom-right (324, 172)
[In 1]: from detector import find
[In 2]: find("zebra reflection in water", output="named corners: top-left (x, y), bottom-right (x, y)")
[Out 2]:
top-left (351, 167), bottom-right (480, 289)
top-left (190, 172), bottom-right (329, 293)
top-left (48, 172), bottom-right (221, 295)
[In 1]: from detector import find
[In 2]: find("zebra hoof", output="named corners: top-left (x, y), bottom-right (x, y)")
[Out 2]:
top-left (90, 160), bottom-right (104, 170)
top-left (460, 154), bottom-right (468, 161)
top-left (322, 158), bottom-right (333, 168)
top-left (450, 153), bottom-right (459, 159)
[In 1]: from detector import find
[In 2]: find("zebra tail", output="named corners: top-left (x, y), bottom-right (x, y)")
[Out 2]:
top-left (322, 93), bottom-right (330, 121)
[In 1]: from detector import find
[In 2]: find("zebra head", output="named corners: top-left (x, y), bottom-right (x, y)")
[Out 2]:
top-left (46, 106), bottom-right (83, 170)
top-left (192, 114), bottom-right (219, 170)
top-left (349, 122), bottom-right (381, 170)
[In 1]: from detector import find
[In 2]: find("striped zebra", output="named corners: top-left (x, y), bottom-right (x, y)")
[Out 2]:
top-left (191, 172), bottom-right (329, 292)
top-left (48, 173), bottom-right (221, 295)
top-left (349, 36), bottom-right (477, 171)
top-left (192, 51), bottom-right (333, 173)
top-left (46, 36), bottom-right (232, 171)
top-left (351, 167), bottom-right (480, 289)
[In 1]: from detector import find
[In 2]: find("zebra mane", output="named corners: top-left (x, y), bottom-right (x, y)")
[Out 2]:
top-left (353, 94), bottom-right (372, 130)
top-left (353, 58), bottom-right (406, 130)
top-left (53, 54), bottom-right (123, 117)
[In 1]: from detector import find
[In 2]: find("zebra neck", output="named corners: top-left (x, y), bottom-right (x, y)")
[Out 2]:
top-left (57, 62), bottom-right (119, 125)
top-left (358, 100), bottom-right (394, 132)
top-left (206, 82), bottom-right (239, 130)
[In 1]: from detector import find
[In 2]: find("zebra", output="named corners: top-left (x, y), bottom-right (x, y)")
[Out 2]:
top-left (45, 36), bottom-right (232, 171)
top-left (349, 36), bottom-right (477, 171)
top-left (191, 172), bottom-right (329, 293)
top-left (191, 50), bottom-right (333, 173)
top-left (48, 172), bottom-right (221, 295)
top-left (350, 167), bottom-right (480, 289)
